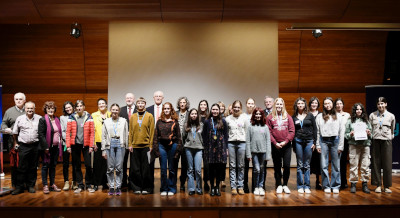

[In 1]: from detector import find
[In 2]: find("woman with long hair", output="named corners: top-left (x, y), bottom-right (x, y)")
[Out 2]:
top-left (198, 99), bottom-right (210, 192)
top-left (60, 101), bottom-right (75, 191)
top-left (315, 97), bottom-right (345, 194)
top-left (309, 97), bottom-right (322, 190)
top-left (292, 97), bottom-right (317, 194)
top-left (335, 98), bottom-right (351, 190)
top-left (153, 102), bottom-right (182, 196)
top-left (345, 103), bottom-right (372, 194)
top-left (245, 107), bottom-right (271, 196)
top-left (202, 103), bottom-right (228, 196)
top-left (266, 98), bottom-right (295, 194)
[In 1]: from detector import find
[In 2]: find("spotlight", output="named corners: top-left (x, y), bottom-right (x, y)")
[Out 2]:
top-left (70, 23), bottom-right (81, 39)
top-left (312, 29), bottom-right (323, 38)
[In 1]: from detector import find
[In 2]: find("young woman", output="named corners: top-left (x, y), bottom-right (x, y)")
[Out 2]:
top-left (245, 107), bottom-right (271, 196)
top-left (38, 101), bottom-right (62, 194)
top-left (202, 104), bottom-right (228, 196)
top-left (345, 103), bottom-right (372, 194)
top-left (183, 108), bottom-right (204, 195)
top-left (218, 101), bottom-right (227, 188)
top-left (243, 98), bottom-right (256, 193)
top-left (292, 97), bottom-right (317, 194)
top-left (101, 104), bottom-right (129, 196)
top-left (198, 99), bottom-right (210, 192)
top-left (60, 101), bottom-right (76, 191)
top-left (266, 98), bottom-right (295, 194)
top-left (153, 102), bottom-right (181, 196)
top-left (335, 98), bottom-right (351, 190)
top-left (369, 97), bottom-right (396, 193)
top-left (309, 97), bottom-right (322, 190)
top-left (225, 100), bottom-right (249, 195)
top-left (315, 97), bottom-right (345, 194)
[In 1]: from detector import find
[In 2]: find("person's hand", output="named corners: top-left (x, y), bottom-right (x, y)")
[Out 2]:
top-left (248, 158), bottom-right (252, 161)
top-left (4, 128), bottom-right (12, 134)
top-left (45, 149), bottom-right (49, 154)
top-left (67, 147), bottom-right (71, 153)
top-left (89, 147), bottom-right (94, 153)
top-left (350, 131), bottom-right (354, 136)
top-left (275, 142), bottom-right (282, 149)
top-left (102, 153), bottom-right (107, 160)
top-left (94, 145), bottom-right (98, 152)
top-left (338, 150), bottom-right (342, 154)
top-left (366, 129), bottom-right (371, 136)
top-left (129, 147), bottom-right (133, 153)
top-left (311, 144), bottom-right (315, 151)
top-left (317, 148), bottom-right (321, 153)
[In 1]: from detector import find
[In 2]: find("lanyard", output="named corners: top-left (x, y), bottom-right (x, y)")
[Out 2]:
top-left (191, 126), bottom-right (196, 139)
top-left (377, 111), bottom-right (384, 128)
top-left (113, 119), bottom-right (119, 136)
top-left (137, 111), bottom-right (146, 128)
top-left (211, 117), bottom-right (217, 135)
top-left (300, 119), bottom-right (304, 128)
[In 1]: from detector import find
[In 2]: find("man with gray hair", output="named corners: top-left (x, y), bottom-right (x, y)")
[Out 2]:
top-left (1, 92), bottom-right (26, 189)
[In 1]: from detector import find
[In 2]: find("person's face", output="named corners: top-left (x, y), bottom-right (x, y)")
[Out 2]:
top-left (233, 103), bottom-right (241, 115)
top-left (275, 100), bottom-right (283, 113)
top-left (98, 100), bottom-right (107, 111)
top-left (264, 98), bottom-right (273, 110)
top-left (297, 100), bottom-right (305, 112)
top-left (153, 92), bottom-right (164, 105)
top-left (14, 94), bottom-right (26, 108)
top-left (136, 101), bottom-right (146, 111)
top-left (163, 104), bottom-right (171, 116)
top-left (179, 99), bottom-right (187, 111)
top-left (46, 107), bottom-right (55, 116)
top-left (228, 105), bottom-right (233, 115)
top-left (211, 106), bottom-right (220, 117)
top-left (76, 103), bottom-right (85, 114)
top-left (310, 100), bottom-right (318, 111)
top-left (111, 106), bottom-right (120, 119)
top-left (220, 106), bottom-right (225, 114)
top-left (246, 99), bottom-right (255, 111)
top-left (324, 99), bottom-right (333, 111)
top-left (125, 94), bottom-right (135, 107)
top-left (190, 110), bottom-right (198, 121)
top-left (255, 111), bottom-right (262, 121)
top-left (335, 100), bottom-right (344, 112)
top-left (199, 102), bottom-right (207, 112)
top-left (25, 103), bottom-right (35, 116)
top-left (65, 104), bottom-right (74, 115)
top-left (355, 105), bottom-right (363, 117)
top-left (377, 101), bottom-right (387, 112)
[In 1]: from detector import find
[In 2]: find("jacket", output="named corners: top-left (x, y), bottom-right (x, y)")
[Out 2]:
top-left (66, 111), bottom-right (95, 148)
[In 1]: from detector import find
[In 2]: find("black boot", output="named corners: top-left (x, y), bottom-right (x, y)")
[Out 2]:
top-left (210, 188), bottom-right (215, 196)
top-left (204, 183), bottom-right (210, 192)
top-left (350, 183), bottom-right (356, 193)
top-left (215, 188), bottom-right (221, 196)
top-left (362, 182), bottom-right (370, 194)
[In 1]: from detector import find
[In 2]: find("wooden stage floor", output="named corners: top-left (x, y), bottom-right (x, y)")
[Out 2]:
top-left (1, 165), bottom-right (400, 218)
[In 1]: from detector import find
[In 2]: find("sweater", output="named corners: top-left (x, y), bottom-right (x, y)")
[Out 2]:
top-left (1, 106), bottom-right (25, 148)
top-left (92, 110), bottom-right (111, 143)
top-left (101, 117), bottom-right (129, 155)
top-left (129, 111), bottom-right (155, 148)
top-left (225, 113), bottom-right (249, 142)
top-left (66, 111), bottom-right (95, 148)
top-left (292, 113), bottom-right (317, 145)
top-left (345, 118), bottom-right (372, 146)
top-left (266, 114), bottom-right (295, 146)
top-left (153, 119), bottom-right (182, 157)
top-left (182, 123), bottom-right (204, 150)
top-left (315, 113), bottom-right (345, 151)
top-left (245, 124), bottom-right (272, 160)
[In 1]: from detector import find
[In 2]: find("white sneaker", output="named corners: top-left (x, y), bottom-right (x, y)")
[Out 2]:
top-left (87, 188), bottom-right (95, 193)
top-left (167, 192), bottom-right (175, 196)
top-left (384, 188), bottom-right (392, 193)
top-left (134, 190), bottom-right (141, 194)
top-left (74, 188), bottom-right (82, 194)
top-left (332, 189), bottom-right (339, 194)
top-left (254, 187), bottom-right (260, 195)
top-left (324, 188), bottom-right (331, 193)
top-left (375, 186), bottom-right (382, 193)
top-left (304, 188), bottom-right (311, 194)
top-left (276, 185), bottom-right (283, 194)
top-left (283, 186), bottom-right (291, 194)
top-left (161, 191), bottom-right (167, 196)
top-left (259, 188), bottom-right (265, 196)
top-left (298, 188), bottom-right (304, 194)
top-left (142, 190), bottom-right (148, 195)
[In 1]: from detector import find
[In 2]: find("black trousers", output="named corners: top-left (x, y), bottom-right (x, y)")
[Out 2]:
top-left (63, 147), bottom-right (76, 182)
top-left (209, 163), bottom-right (225, 188)
top-left (16, 142), bottom-right (39, 189)
top-left (40, 146), bottom-right (59, 186)
top-left (93, 142), bottom-right (108, 187)
top-left (82, 146), bottom-right (94, 187)
top-left (244, 158), bottom-right (250, 190)
top-left (129, 147), bottom-right (152, 192)
top-left (340, 139), bottom-right (349, 186)
top-left (122, 148), bottom-right (130, 188)
top-left (174, 152), bottom-right (188, 187)
top-left (271, 143), bottom-right (292, 187)
top-left (71, 144), bottom-right (85, 189)
top-left (203, 161), bottom-right (209, 184)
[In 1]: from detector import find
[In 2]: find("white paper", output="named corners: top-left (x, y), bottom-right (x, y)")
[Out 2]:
top-left (354, 122), bottom-right (368, 141)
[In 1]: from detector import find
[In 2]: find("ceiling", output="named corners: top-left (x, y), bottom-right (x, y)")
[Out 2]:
top-left (1, 0), bottom-right (400, 23)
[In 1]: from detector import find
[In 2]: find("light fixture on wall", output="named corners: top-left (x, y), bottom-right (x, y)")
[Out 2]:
top-left (70, 23), bottom-right (82, 38)
top-left (312, 29), bottom-right (323, 38)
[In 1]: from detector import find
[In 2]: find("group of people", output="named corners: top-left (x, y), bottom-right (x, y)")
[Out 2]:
top-left (1, 91), bottom-right (396, 196)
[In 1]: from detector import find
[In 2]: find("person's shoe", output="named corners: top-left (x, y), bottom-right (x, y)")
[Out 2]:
top-left (93, 186), bottom-right (99, 191)
top-left (259, 188), bottom-right (265, 196)
top-left (276, 185), bottom-right (283, 194)
top-left (63, 181), bottom-right (70, 191)
top-left (43, 185), bottom-right (50, 194)
top-left (142, 190), bottom-right (149, 195)
top-left (221, 181), bottom-right (226, 188)
top-left (332, 189), bottom-right (340, 194)
top-left (298, 188), bottom-right (304, 194)
top-left (11, 188), bottom-right (23, 195)
top-left (167, 192), bottom-right (175, 196)
top-left (74, 188), bottom-right (82, 194)
top-left (189, 191), bottom-right (195, 195)
top-left (108, 188), bottom-right (115, 195)
top-left (231, 189), bottom-right (238, 195)
top-left (196, 191), bottom-right (203, 195)
top-left (215, 188), bottom-right (221, 196)
top-left (304, 188), bottom-right (311, 194)
top-left (384, 187), bottom-right (392, 193)
top-left (362, 182), bottom-right (370, 194)
top-left (87, 187), bottom-right (95, 193)
top-left (161, 191), bottom-right (167, 196)
top-left (71, 182), bottom-right (78, 190)
top-left (238, 188), bottom-right (245, 195)
top-left (210, 188), bottom-right (215, 196)
top-left (375, 186), bottom-right (382, 193)
top-left (324, 188), bottom-right (331, 193)
top-left (204, 183), bottom-right (210, 192)
top-left (115, 188), bottom-right (121, 196)
top-left (350, 183), bottom-right (356, 193)
top-left (283, 186), bottom-right (291, 194)
top-left (134, 190), bottom-right (141, 194)
top-left (243, 186), bottom-right (250, 193)
top-left (254, 187), bottom-right (260, 195)
top-left (28, 187), bottom-right (36, 193)
top-left (50, 184), bottom-right (61, 192)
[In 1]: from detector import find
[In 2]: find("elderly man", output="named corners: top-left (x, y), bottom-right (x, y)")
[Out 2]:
top-left (1, 92), bottom-right (26, 189)
top-left (11, 101), bottom-right (41, 195)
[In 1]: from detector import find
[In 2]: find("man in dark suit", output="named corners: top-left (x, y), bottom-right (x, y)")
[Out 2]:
top-left (119, 93), bottom-right (136, 191)
top-left (146, 90), bottom-right (164, 194)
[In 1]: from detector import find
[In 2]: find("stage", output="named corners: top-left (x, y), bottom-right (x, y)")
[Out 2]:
top-left (1, 166), bottom-right (399, 218)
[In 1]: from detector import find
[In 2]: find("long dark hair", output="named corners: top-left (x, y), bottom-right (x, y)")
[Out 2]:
top-left (322, 97), bottom-right (337, 121)
top-left (207, 103), bottom-right (224, 130)
top-left (334, 97), bottom-right (344, 113)
top-left (350, 103), bottom-right (369, 123)
top-left (293, 97), bottom-right (308, 116)
top-left (198, 100), bottom-right (209, 118)
top-left (251, 107), bottom-right (266, 126)
top-left (63, 101), bottom-right (74, 116)
top-left (185, 108), bottom-right (201, 132)
top-left (308, 96), bottom-right (320, 110)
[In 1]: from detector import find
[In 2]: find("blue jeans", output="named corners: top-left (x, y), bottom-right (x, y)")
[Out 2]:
top-left (185, 148), bottom-right (203, 192)
top-left (106, 147), bottom-right (125, 189)
top-left (228, 142), bottom-right (246, 189)
top-left (320, 136), bottom-right (341, 190)
top-left (159, 143), bottom-right (177, 193)
top-left (252, 153), bottom-right (266, 188)
top-left (295, 138), bottom-right (313, 189)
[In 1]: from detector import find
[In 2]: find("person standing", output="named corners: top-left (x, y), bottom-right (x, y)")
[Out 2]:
top-left (262, 95), bottom-right (274, 190)
top-left (60, 101), bottom-right (76, 191)
top-left (198, 99), bottom-right (210, 192)
top-left (243, 98), bottom-right (256, 193)
top-left (309, 97), bottom-right (322, 190)
top-left (11, 101), bottom-right (41, 195)
top-left (369, 97), bottom-right (396, 193)
top-left (175, 96), bottom-right (190, 191)
top-left (335, 98), bottom-right (351, 190)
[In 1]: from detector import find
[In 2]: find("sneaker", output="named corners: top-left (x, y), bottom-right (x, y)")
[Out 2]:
top-left (43, 185), bottom-right (50, 194)
top-left (304, 188), bottom-right (311, 194)
top-left (142, 190), bottom-right (149, 195)
top-left (332, 189), bottom-right (339, 194)
top-left (115, 188), bottom-right (121, 196)
top-left (74, 188), bottom-right (82, 194)
top-left (87, 187), bottom-right (95, 193)
top-left (50, 184), bottom-right (61, 192)
top-left (231, 189), bottom-right (238, 195)
top-left (72, 182), bottom-right (78, 190)
top-left (254, 187), bottom-right (260, 196)
top-left (259, 188), bottom-right (265, 196)
top-left (108, 188), bottom-right (115, 195)
top-left (63, 181), bottom-right (70, 191)
top-left (283, 186), bottom-right (291, 194)
top-left (276, 185), bottom-right (283, 194)
top-left (28, 187), bottom-right (36, 193)
top-left (375, 186), bottom-right (382, 193)
top-left (167, 192), bottom-right (175, 196)
top-left (298, 188), bottom-right (304, 194)
top-left (324, 188), bottom-right (331, 193)
top-left (11, 188), bottom-right (23, 195)
top-left (238, 188), bottom-right (245, 195)
top-left (161, 191), bottom-right (167, 196)
top-left (134, 190), bottom-right (141, 194)
top-left (384, 188), bottom-right (392, 193)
